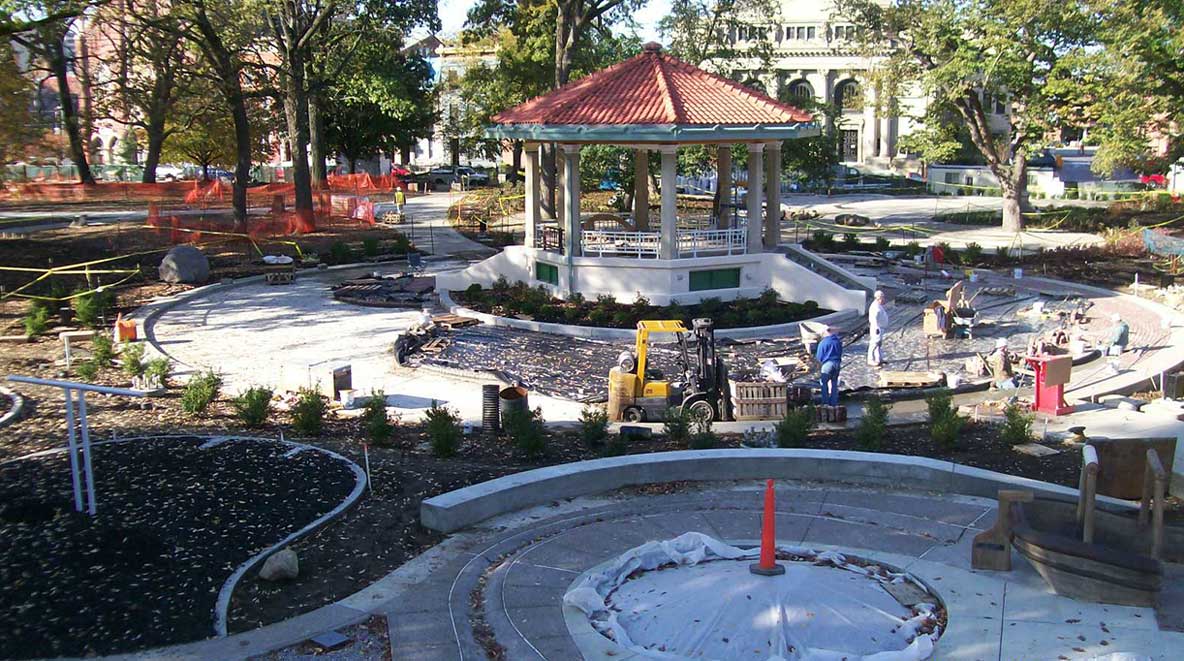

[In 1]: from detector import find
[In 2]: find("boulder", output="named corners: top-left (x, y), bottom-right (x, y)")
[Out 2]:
top-left (158, 245), bottom-right (210, 284)
top-left (259, 548), bottom-right (299, 581)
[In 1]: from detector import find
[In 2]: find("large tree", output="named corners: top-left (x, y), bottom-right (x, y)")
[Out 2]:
top-left (0, 42), bottom-right (40, 169)
top-left (840, 0), bottom-right (1102, 231)
top-left (8, 0), bottom-right (101, 183)
top-left (659, 0), bottom-right (778, 68)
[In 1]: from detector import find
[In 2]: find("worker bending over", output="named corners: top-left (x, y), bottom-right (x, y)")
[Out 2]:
top-left (816, 325), bottom-right (844, 407)
top-left (1106, 313), bottom-right (1129, 356)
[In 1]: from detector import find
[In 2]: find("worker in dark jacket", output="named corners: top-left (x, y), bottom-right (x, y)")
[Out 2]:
top-left (815, 325), bottom-right (843, 406)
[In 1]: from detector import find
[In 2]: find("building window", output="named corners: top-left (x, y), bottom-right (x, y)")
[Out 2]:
top-left (944, 172), bottom-right (960, 184)
top-left (834, 80), bottom-right (862, 110)
top-left (783, 80), bottom-right (814, 101)
top-left (784, 25), bottom-right (795, 39)
top-left (535, 261), bottom-right (559, 285)
top-left (689, 268), bottom-right (741, 291)
top-left (807, 27), bottom-right (816, 40)
top-left (796, 27), bottom-right (806, 39)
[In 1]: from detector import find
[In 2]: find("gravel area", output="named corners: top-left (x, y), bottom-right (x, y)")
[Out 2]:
top-left (0, 436), bottom-right (357, 659)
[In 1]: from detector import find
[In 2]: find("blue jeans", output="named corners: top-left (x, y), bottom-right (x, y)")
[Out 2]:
top-left (819, 360), bottom-right (841, 406)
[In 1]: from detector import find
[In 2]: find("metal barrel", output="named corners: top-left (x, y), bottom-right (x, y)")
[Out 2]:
top-left (482, 384), bottom-right (501, 433)
top-left (499, 385), bottom-right (529, 425)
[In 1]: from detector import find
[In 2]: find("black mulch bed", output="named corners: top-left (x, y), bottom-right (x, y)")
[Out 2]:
top-left (0, 436), bottom-right (358, 659)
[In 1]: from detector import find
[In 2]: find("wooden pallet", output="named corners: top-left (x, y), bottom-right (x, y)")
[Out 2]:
top-left (878, 370), bottom-right (945, 388)
top-left (265, 270), bottom-right (295, 285)
top-left (733, 381), bottom-right (789, 421)
top-left (420, 337), bottom-right (451, 354)
top-left (432, 313), bottom-right (480, 329)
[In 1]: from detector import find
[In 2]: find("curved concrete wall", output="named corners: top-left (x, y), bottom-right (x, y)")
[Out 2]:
top-left (420, 449), bottom-right (1133, 533)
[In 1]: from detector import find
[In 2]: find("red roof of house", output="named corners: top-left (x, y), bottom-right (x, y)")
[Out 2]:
top-left (492, 43), bottom-right (812, 127)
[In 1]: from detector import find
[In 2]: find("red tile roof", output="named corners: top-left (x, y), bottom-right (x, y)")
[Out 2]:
top-left (492, 43), bottom-right (813, 127)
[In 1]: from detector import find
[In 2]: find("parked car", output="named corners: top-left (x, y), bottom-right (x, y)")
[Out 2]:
top-left (426, 166), bottom-right (490, 188)
top-left (455, 166), bottom-right (490, 186)
top-left (155, 164), bottom-right (187, 181)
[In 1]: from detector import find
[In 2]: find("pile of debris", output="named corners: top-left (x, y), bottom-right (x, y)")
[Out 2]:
top-left (331, 273), bottom-right (434, 308)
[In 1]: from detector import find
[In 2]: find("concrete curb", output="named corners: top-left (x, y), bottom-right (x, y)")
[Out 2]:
top-left (420, 449), bottom-right (1135, 533)
top-left (0, 385), bottom-right (25, 428)
top-left (438, 288), bottom-right (857, 341)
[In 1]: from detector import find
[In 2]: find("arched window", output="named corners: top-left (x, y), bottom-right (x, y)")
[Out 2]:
top-left (783, 80), bottom-right (814, 102)
top-left (834, 80), bottom-right (862, 110)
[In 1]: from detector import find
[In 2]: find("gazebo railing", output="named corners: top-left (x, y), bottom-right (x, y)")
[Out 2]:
top-left (677, 227), bottom-right (747, 257)
top-left (581, 229), bottom-right (661, 258)
top-left (535, 224), bottom-right (564, 254)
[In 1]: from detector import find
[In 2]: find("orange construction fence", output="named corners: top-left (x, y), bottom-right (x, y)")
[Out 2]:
top-left (1, 175), bottom-right (406, 204)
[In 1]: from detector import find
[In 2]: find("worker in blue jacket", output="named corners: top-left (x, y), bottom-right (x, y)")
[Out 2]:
top-left (815, 325), bottom-right (843, 407)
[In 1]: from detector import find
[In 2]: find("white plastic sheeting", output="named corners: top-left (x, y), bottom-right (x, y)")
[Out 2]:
top-left (564, 532), bottom-right (941, 661)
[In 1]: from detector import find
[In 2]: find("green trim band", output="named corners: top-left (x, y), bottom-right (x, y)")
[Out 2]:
top-left (483, 122), bottom-right (821, 143)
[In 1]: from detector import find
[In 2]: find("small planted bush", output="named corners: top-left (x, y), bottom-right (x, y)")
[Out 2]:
top-left (926, 388), bottom-right (954, 422)
top-left (328, 241), bottom-right (353, 264)
top-left (774, 406), bottom-right (815, 448)
top-left (91, 333), bottom-right (115, 366)
top-left (505, 406), bottom-right (547, 458)
top-left (362, 237), bottom-right (381, 257)
top-left (74, 359), bottom-right (100, 382)
top-left (662, 407), bottom-right (691, 446)
top-left (425, 401), bottom-right (462, 457)
top-left (926, 388), bottom-right (963, 449)
top-left (182, 371), bottom-right (222, 414)
top-left (999, 400), bottom-right (1034, 446)
top-left (233, 386), bottom-right (273, 428)
top-left (873, 236), bottom-right (891, 252)
top-left (120, 342), bottom-right (146, 378)
top-left (579, 404), bottom-right (610, 447)
top-left (962, 242), bottom-right (983, 264)
top-left (144, 357), bottom-right (172, 388)
top-left (290, 387), bottom-right (328, 436)
top-left (856, 396), bottom-right (891, 451)
top-left (73, 289), bottom-right (114, 328)
top-left (23, 307), bottom-right (50, 338)
top-left (687, 408), bottom-right (717, 450)
top-left (841, 232), bottom-right (860, 250)
top-left (361, 390), bottom-right (393, 446)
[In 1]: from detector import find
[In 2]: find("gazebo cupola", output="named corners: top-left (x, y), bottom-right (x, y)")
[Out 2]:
top-left (440, 44), bottom-right (866, 312)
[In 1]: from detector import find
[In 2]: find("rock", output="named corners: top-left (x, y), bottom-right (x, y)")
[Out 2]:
top-left (619, 425), bottom-right (652, 439)
top-left (1013, 443), bottom-right (1061, 457)
top-left (1097, 395), bottom-right (1144, 412)
top-left (259, 548), bottom-right (299, 581)
top-left (158, 245), bottom-right (210, 284)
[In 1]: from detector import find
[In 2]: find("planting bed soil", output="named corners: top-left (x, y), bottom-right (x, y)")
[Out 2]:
top-left (0, 436), bottom-right (358, 659)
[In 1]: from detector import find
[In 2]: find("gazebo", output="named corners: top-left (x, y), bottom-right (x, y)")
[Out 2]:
top-left (439, 43), bottom-right (866, 312)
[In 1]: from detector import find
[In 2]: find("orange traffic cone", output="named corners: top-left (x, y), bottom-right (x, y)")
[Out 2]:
top-left (749, 478), bottom-right (785, 576)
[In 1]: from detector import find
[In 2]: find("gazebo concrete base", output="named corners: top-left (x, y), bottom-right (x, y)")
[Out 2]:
top-left (436, 245), bottom-right (869, 310)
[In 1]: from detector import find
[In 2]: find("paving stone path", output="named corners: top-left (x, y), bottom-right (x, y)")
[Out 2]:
top-left (380, 482), bottom-right (1184, 660)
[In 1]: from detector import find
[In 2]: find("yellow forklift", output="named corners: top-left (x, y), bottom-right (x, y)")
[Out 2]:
top-left (608, 318), bottom-right (733, 423)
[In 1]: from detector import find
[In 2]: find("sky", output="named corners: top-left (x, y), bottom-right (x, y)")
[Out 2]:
top-left (433, 0), bottom-right (671, 43)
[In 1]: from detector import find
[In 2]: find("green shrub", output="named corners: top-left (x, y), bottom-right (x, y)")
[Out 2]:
top-left (144, 357), bottom-right (172, 387)
top-left (290, 387), bottom-right (328, 436)
top-left (328, 241), bottom-right (353, 264)
top-left (73, 289), bottom-right (114, 328)
top-left (579, 404), bottom-right (610, 447)
top-left (233, 386), bottom-right (273, 427)
top-left (856, 396), bottom-right (891, 451)
top-left (181, 371), bottom-right (222, 414)
top-left (774, 406), bottom-right (815, 448)
top-left (362, 237), bottom-right (381, 257)
top-left (464, 283), bottom-right (483, 297)
top-left (602, 433), bottom-right (629, 457)
top-left (904, 241), bottom-right (922, 258)
top-left (361, 390), bottom-right (393, 446)
top-left (23, 306), bottom-right (50, 338)
top-left (425, 401), bottom-right (462, 457)
top-left (74, 359), bottom-right (100, 381)
top-left (120, 342), bottom-right (146, 377)
top-left (842, 232), bottom-right (860, 250)
top-left (926, 389), bottom-right (954, 422)
top-left (687, 407), bottom-right (717, 449)
top-left (492, 276), bottom-right (511, 293)
top-left (662, 407), bottom-right (691, 445)
top-left (91, 333), bottom-right (115, 366)
top-left (505, 406), bottom-right (546, 458)
top-left (962, 242), bottom-right (983, 264)
top-left (874, 236), bottom-right (891, 252)
top-left (811, 230), bottom-right (835, 251)
top-left (1000, 400), bottom-right (1034, 445)
top-left (996, 245), bottom-right (1010, 260)
top-left (931, 412), bottom-right (965, 449)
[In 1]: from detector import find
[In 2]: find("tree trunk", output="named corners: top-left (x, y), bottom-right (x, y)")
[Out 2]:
top-left (141, 123), bottom-right (165, 183)
top-left (348, 157), bottom-right (356, 174)
top-left (996, 153), bottom-right (1030, 233)
top-left (399, 144), bottom-right (411, 164)
top-left (49, 41), bottom-right (95, 184)
top-left (281, 56), bottom-right (314, 223)
top-left (308, 92), bottom-right (327, 184)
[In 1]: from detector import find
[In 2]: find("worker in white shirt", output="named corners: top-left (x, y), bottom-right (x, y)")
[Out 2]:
top-left (867, 290), bottom-right (889, 367)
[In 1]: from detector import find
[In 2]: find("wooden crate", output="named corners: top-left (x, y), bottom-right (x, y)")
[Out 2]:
top-left (733, 381), bottom-right (789, 421)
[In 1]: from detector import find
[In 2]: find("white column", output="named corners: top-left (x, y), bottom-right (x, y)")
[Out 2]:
top-left (764, 141), bottom-right (781, 249)
top-left (523, 143), bottom-right (540, 248)
top-left (746, 143), bottom-right (765, 253)
top-left (862, 84), bottom-right (879, 160)
top-left (561, 144), bottom-right (581, 258)
top-left (880, 114), bottom-right (896, 159)
top-left (716, 145), bottom-right (732, 229)
top-left (659, 145), bottom-right (678, 260)
top-left (634, 148), bottom-right (649, 230)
